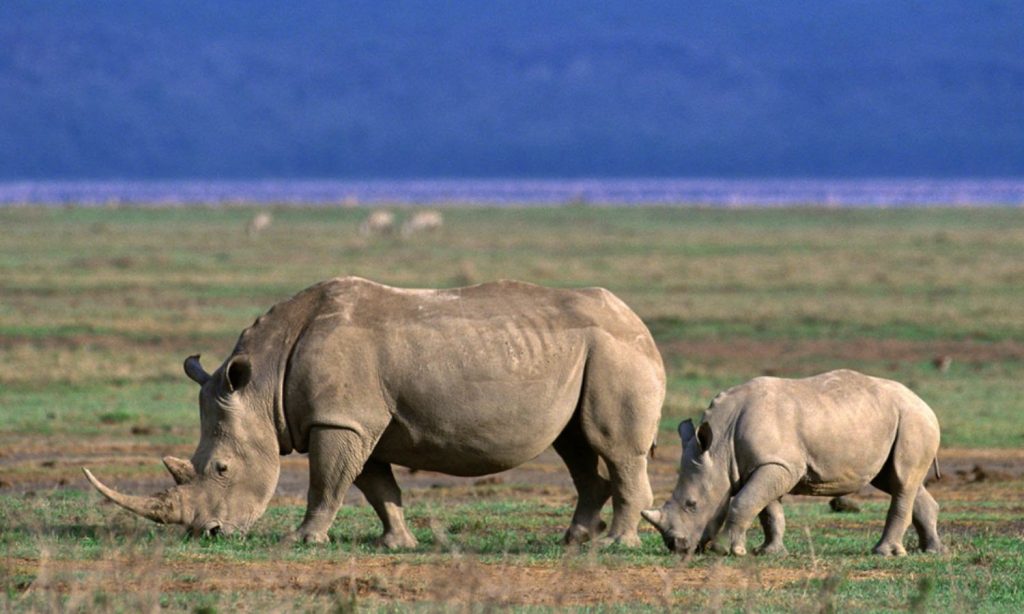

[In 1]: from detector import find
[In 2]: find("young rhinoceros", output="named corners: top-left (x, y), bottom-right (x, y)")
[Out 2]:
top-left (84, 277), bottom-right (665, 548)
top-left (643, 370), bottom-right (943, 557)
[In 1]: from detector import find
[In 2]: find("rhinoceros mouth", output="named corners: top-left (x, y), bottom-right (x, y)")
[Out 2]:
top-left (189, 521), bottom-right (224, 538)
top-left (641, 507), bottom-right (697, 554)
top-left (188, 519), bottom-right (250, 539)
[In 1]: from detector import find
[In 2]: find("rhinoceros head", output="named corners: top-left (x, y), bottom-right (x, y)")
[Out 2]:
top-left (84, 354), bottom-right (281, 537)
top-left (641, 419), bottom-right (731, 554)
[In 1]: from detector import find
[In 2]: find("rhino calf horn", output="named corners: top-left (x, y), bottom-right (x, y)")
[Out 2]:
top-left (641, 508), bottom-right (666, 529)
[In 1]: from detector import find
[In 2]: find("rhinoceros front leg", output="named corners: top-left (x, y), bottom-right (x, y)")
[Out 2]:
top-left (289, 426), bottom-right (375, 544)
top-left (752, 499), bottom-right (788, 556)
top-left (721, 464), bottom-right (798, 556)
top-left (353, 459), bottom-right (418, 549)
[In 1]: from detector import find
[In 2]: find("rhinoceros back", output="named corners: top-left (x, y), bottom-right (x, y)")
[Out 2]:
top-left (725, 370), bottom-right (939, 496)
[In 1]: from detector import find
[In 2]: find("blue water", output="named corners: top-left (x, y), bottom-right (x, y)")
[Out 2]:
top-left (1, 179), bottom-right (1023, 207)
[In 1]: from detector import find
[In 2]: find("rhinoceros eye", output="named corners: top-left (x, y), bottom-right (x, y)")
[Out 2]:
top-left (214, 460), bottom-right (229, 476)
top-left (684, 499), bottom-right (697, 509)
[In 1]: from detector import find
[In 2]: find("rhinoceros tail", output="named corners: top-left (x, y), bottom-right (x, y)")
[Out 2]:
top-left (932, 457), bottom-right (942, 481)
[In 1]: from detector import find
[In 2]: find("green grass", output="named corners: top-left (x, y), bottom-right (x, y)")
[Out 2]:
top-left (2, 205), bottom-right (1023, 610)
top-left (2, 489), bottom-right (1023, 611)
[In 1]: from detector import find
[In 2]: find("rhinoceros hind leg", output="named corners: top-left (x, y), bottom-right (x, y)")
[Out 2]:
top-left (870, 457), bottom-right (932, 556)
top-left (870, 485), bottom-right (917, 556)
top-left (354, 459), bottom-right (418, 550)
top-left (872, 405), bottom-right (940, 556)
top-left (752, 499), bottom-right (788, 556)
top-left (573, 336), bottom-right (662, 549)
top-left (911, 486), bottom-right (944, 554)
top-left (598, 453), bottom-right (652, 548)
top-left (553, 423), bottom-right (612, 545)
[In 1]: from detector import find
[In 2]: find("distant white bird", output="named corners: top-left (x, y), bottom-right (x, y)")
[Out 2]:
top-left (359, 210), bottom-right (396, 236)
top-left (246, 212), bottom-right (273, 237)
top-left (401, 210), bottom-right (444, 237)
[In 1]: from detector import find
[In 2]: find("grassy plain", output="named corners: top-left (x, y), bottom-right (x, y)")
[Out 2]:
top-left (1, 205), bottom-right (1023, 611)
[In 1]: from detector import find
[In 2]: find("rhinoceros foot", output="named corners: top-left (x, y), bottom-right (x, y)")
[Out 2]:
top-left (284, 529), bottom-right (330, 545)
top-left (563, 520), bottom-right (608, 545)
top-left (596, 532), bottom-right (642, 548)
top-left (921, 542), bottom-right (947, 555)
top-left (753, 542), bottom-right (788, 557)
top-left (703, 540), bottom-right (730, 556)
top-left (380, 530), bottom-right (418, 550)
top-left (872, 541), bottom-right (908, 557)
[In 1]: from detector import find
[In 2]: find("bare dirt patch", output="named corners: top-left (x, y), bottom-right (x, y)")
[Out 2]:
top-left (2, 555), bottom-right (898, 607)
top-left (660, 337), bottom-right (1024, 370)
top-left (3, 437), bottom-right (1023, 508)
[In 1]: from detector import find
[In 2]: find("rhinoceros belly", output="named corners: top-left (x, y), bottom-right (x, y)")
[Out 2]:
top-left (790, 469), bottom-right (878, 497)
top-left (373, 373), bottom-right (586, 475)
top-left (768, 379), bottom-right (902, 497)
top-left (789, 416), bottom-right (898, 497)
top-left (371, 316), bottom-right (590, 475)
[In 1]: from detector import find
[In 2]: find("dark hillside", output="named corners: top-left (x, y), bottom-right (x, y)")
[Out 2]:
top-left (1, 1), bottom-right (1021, 178)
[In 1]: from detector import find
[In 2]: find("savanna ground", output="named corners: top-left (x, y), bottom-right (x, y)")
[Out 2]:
top-left (1, 205), bottom-right (1023, 612)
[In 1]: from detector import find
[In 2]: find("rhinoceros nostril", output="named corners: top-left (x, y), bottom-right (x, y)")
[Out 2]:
top-left (207, 525), bottom-right (221, 538)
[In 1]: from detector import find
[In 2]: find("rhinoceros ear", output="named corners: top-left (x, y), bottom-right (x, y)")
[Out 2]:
top-left (677, 419), bottom-right (696, 444)
top-left (223, 354), bottom-right (252, 392)
top-left (696, 422), bottom-right (713, 453)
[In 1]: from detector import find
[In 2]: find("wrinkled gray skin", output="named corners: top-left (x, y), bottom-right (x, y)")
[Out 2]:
top-left (84, 277), bottom-right (665, 548)
top-left (642, 370), bottom-right (943, 557)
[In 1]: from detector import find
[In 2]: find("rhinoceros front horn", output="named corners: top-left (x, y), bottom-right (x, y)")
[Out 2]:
top-left (82, 468), bottom-right (186, 525)
top-left (184, 354), bottom-right (210, 385)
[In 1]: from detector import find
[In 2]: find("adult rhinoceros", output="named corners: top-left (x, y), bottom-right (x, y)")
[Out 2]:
top-left (84, 277), bottom-right (665, 548)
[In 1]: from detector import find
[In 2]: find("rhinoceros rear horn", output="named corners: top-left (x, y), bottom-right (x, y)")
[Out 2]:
top-left (162, 456), bottom-right (197, 485)
top-left (677, 419), bottom-right (696, 444)
top-left (184, 354), bottom-right (210, 385)
top-left (82, 468), bottom-right (186, 525)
